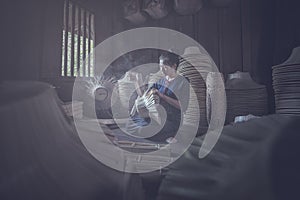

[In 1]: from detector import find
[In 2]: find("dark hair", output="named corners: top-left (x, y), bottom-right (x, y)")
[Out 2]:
top-left (159, 51), bottom-right (179, 70)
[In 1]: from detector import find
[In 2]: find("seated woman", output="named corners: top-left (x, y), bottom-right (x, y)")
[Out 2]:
top-left (126, 51), bottom-right (190, 143)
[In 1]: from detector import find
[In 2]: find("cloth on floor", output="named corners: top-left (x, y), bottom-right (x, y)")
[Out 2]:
top-left (0, 81), bottom-right (145, 200)
top-left (157, 114), bottom-right (300, 200)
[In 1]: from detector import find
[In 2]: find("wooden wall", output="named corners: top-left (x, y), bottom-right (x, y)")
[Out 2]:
top-left (2, 0), bottom-right (300, 110)
top-left (1, 0), bottom-right (45, 81)
top-left (244, 0), bottom-right (300, 112)
top-left (94, 0), bottom-right (244, 78)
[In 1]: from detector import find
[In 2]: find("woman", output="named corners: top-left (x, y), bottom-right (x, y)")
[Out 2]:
top-left (127, 51), bottom-right (190, 143)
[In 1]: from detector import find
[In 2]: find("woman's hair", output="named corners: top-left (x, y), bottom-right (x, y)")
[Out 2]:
top-left (159, 51), bottom-right (179, 70)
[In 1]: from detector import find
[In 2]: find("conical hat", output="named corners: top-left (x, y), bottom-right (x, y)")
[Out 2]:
top-left (273, 46), bottom-right (300, 68)
top-left (182, 46), bottom-right (202, 56)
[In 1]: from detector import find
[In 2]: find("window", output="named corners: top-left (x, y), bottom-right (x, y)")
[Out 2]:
top-left (61, 0), bottom-right (95, 77)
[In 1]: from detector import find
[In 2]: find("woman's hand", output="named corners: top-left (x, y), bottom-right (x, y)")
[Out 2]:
top-left (151, 89), bottom-right (181, 110)
top-left (151, 89), bottom-right (163, 98)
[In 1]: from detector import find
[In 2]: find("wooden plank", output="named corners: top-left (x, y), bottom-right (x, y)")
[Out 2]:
top-left (39, 0), bottom-right (65, 79)
top-left (240, 0), bottom-right (251, 73)
top-left (217, 8), bottom-right (223, 72)
top-left (71, 3), bottom-right (75, 77)
top-left (77, 6), bottom-right (81, 76)
top-left (196, 7), bottom-right (219, 68)
top-left (91, 14), bottom-right (95, 77)
top-left (80, 8), bottom-right (85, 76)
top-left (88, 12), bottom-right (91, 77)
top-left (218, 0), bottom-right (243, 78)
top-left (63, 0), bottom-right (69, 76)
top-left (83, 10), bottom-right (87, 76)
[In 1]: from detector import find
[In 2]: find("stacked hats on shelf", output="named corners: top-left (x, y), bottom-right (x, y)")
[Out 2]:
top-left (272, 47), bottom-right (300, 116)
top-left (143, 0), bottom-right (169, 19)
top-left (116, 72), bottom-right (137, 118)
top-left (225, 71), bottom-right (268, 124)
top-left (206, 72), bottom-right (226, 125)
top-left (123, 0), bottom-right (147, 25)
top-left (174, 0), bottom-right (203, 15)
top-left (178, 46), bottom-right (217, 128)
top-left (62, 100), bottom-right (83, 119)
top-left (83, 76), bottom-right (118, 119)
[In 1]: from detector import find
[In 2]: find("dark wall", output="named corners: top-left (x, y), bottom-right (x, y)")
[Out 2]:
top-left (272, 0), bottom-right (300, 64)
top-left (1, 0), bottom-right (45, 81)
top-left (94, 0), bottom-right (244, 77)
top-left (2, 0), bottom-right (300, 107)
top-left (245, 0), bottom-right (300, 112)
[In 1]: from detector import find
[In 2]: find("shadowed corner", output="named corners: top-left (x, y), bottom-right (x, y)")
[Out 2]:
top-left (270, 116), bottom-right (300, 200)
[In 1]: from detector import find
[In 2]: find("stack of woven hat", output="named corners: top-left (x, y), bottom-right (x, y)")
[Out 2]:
top-left (178, 46), bottom-right (217, 128)
top-left (62, 101), bottom-right (83, 119)
top-left (272, 47), bottom-right (300, 116)
top-left (225, 71), bottom-right (268, 124)
top-left (116, 72), bottom-right (137, 118)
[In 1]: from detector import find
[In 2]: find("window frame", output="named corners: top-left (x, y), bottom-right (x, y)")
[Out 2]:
top-left (61, 0), bottom-right (95, 78)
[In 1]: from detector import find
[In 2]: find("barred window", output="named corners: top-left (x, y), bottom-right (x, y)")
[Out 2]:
top-left (61, 0), bottom-right (95, 77)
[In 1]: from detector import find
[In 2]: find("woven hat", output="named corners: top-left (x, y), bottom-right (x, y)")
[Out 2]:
top-left (182, 46), bottom-right (202, 57)
top-left (225, 71), bottom-right (265, 90)
top-left (273, 46), bottom-right (300, 67)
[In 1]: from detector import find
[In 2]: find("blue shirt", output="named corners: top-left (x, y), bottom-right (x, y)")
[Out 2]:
top-left (150, 75), bottom-right (190, 123)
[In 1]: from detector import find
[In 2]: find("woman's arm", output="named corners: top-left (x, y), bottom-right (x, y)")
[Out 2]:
top-left (151, 77), bottom-right (190, 111)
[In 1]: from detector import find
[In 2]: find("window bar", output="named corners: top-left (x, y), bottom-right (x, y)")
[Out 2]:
top-left (88, 12), bottom-right (92, 77)
top-left (61, 30), bottom-right (65, 76)
top-left (85, 12), bottom-right (89, 76)
top-left (71, 3), bottom-right (75, 77)
top-left (67, 2), bottom-right (73, 76)
top-left (74, 6), bottom-right (78, 77)
top-left (77, 7), bottom-right (81, 77)
top-left (91, 14), bottom-right (95, 77)
top-left (63, 0), bottom-right (69, 76)
top-left (61, 2), bottom-right (66, 76)
top-left (82, 10), bottom-right (87, 77)
top-left (80, 9), bottom-right (84, 76)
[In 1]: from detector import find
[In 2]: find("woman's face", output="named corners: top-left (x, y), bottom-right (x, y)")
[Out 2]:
top-left (160, 64), bottom-right (176, 76)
